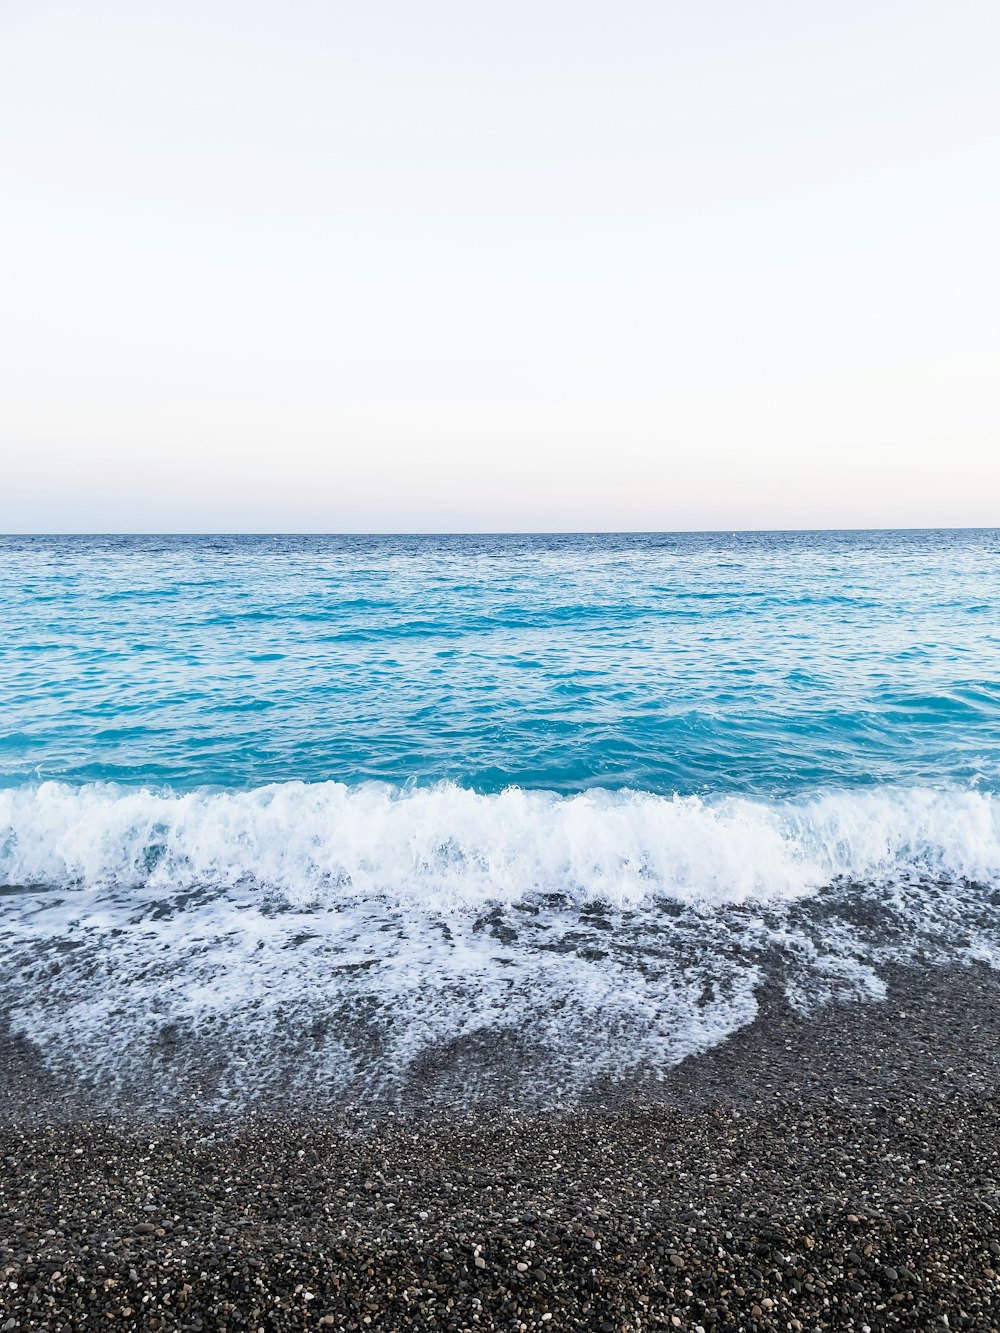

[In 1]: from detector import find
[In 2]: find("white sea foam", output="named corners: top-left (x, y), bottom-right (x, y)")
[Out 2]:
top-left (2, 780), bottom-right (999, 904)
top-left (2, 781), bottom-right (999, 1114)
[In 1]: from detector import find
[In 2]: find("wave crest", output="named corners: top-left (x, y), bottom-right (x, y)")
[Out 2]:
top-left (2, 780), bottom-right (999, 905)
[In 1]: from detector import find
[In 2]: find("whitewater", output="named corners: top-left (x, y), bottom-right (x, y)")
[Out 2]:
top-left (1, 531), bottom-right (999, 1111)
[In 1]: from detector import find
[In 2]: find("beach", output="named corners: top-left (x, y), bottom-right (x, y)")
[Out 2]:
top-left (3, 962), bottom-right (999, 1331)
top-left (4, 0), bottom-right (999, 1312)
top-left (2, 534), bottom-right (999, 1329)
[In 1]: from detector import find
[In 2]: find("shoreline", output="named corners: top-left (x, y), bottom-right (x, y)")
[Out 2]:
top-left (3, 963), bottom-right (1000, 1329)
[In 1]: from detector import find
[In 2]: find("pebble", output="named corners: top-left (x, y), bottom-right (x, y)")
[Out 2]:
top-left (1, 963), bottom-right (999, 1330)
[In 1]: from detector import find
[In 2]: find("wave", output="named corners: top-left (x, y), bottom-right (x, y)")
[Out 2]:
top-left (3, 778), bottom-right (1000, 1114)
top-left (2, 780), bottom-right (998, 906)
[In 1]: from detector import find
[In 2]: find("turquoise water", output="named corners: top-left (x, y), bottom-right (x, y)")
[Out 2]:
top-left (2, 530), bottom-right (999, 1111)
top-left (2, 530), bottom-right (999, 794)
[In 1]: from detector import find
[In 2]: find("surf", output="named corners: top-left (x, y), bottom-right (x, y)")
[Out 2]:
top-left (3, 779), bottom-right (999, 904)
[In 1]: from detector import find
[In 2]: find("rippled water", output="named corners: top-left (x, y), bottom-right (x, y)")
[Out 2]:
top-left (3, 530), bottom-right (999, 793)
top-left (1, 531), bottom-right (999, 1113)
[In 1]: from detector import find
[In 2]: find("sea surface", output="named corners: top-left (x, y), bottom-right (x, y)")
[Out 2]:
top-left (2, 531), bottom-right (999, 1112)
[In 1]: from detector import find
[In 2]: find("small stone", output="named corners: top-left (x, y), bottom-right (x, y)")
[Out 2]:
top-left (474, 1256), bottom-right (486, 1269)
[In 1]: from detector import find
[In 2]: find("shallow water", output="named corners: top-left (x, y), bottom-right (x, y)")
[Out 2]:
top-left (1, 531), bottom-right (999, 1110)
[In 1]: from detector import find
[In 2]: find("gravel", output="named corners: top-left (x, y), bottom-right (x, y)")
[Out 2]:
top-left (2, 964), bottom-right (1000, 1330)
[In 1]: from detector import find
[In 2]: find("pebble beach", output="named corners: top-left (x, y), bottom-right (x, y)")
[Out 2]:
top-left (5, 0), bottom-right (1000, 1314)
top-left (4, 536), bottom-right (1000, 1330)
top-left (3, 963), bottom-right (999, 1331)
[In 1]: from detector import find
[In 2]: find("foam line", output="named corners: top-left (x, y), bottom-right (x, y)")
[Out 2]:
top-left (2, 780), bottom-right (998, 905)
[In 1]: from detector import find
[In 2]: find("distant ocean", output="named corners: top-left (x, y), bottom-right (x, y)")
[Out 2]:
top-left (2, 531), bottom-right (999, 1111)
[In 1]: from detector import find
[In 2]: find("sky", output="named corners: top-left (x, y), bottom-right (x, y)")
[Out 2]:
top-left (1, 1), bottom-right (998, 532)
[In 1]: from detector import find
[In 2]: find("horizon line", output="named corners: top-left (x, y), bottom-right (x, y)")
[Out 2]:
top-left (1, 525), bottom-right (998, 538)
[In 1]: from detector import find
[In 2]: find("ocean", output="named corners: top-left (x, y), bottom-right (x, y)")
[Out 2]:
top-left (2, 530), bottom-right (999, 1112)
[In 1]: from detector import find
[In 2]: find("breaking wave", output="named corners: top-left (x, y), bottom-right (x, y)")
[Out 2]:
top-left (4, 780), bottom-right (999, 1116)
top-left (2, 779), bottom-right (999, 904)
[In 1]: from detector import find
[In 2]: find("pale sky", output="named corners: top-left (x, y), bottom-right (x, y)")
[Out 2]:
top-left (1, 1), bottom-right (998, 532)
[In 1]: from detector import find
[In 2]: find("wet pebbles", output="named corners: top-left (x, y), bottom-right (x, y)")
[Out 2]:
top-left (2, 965), bottom-right (1000, 1330)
